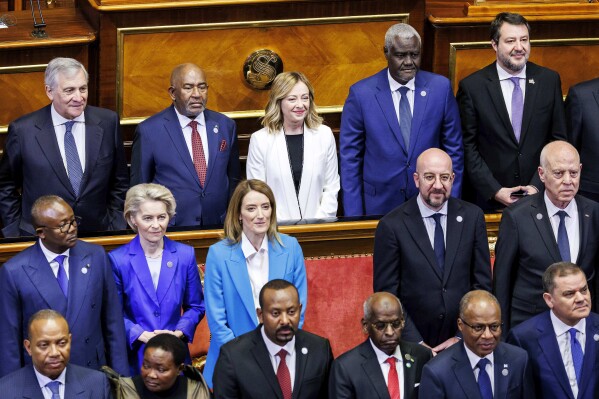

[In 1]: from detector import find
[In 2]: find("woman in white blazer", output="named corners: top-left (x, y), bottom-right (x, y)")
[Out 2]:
top-left (246, 71), bottom-right (340, 221)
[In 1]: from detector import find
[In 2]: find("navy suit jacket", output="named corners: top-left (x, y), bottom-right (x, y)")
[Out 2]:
top-left (0, 240), bottom-right (129, 377)
top-left (213, 327), bottom-right (333, 399)
top-left (374, 197), bottom-right (492, 346)
top-left (340, 68), bottom-right (463, 217)
top-left (0, 104), bottom-right (129, 236)
top-left (109, 235), bottom-right (205, 374)
top-left (329, 339), bottom-right (432, 399)
top-left (419, 342), bottom-right (533, 399)
top-left (507, 311), bottom-right (599, 399)
top-left (0, 364), bottom-right (112, 399)
top-left (494, 193), bottom-right (599, 331)
top-left (130, 106), bottom-right (240, 227)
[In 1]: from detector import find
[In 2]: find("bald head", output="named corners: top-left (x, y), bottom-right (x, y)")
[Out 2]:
top-left (416, 148), bottom-right (453, 173)
top-left (168, 63), bottom-right (208, 118)
top-left (362, 292), bottom-right (405, 355)
top-left (363, 292), bottom-right (403, 321)
top-left (538, 140), bottom-right (581, 209)
top-left (414, 148), bottom-right (454, 210)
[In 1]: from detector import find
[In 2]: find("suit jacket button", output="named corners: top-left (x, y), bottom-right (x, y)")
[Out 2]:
top-left (87, 361), bottom-right (92, 366)
top-left (154, 311), bottom-right (160, 317)
top-left (438, 314), bottom-right (445, 319)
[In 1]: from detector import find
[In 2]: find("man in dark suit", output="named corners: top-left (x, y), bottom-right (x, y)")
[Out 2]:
top-left (457, 12), bottom-right (566, 211)
top-left (507, 262), bottom-right (599, 399)
top-left (0, 309), bottom-right (112, 398)
top-left (565, 77), bottom-right (599, 202)
top-left (0, 57), bottom-right (129, 237)
top-left (374, 148), bottom-right (492, 353)
top-left (494, 141), bottom-right (599, 332)
top-left (213, 279), bottom-right (333, 399)
top-left (130, 63), bottom-right (240, 228)
top-left (419, 290), bottom-right (533, 399)
top-left (340, 23), bottom-right (463, 217)
top-left (0, 195), bottom-right (129, 377)
top-left (329, 292), bottom-right (432, 399)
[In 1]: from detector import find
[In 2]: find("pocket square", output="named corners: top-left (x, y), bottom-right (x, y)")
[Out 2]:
top-left (219, 139), bottom-right (228, 152)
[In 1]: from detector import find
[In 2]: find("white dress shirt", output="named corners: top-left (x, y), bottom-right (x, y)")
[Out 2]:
top-left (550, 310), bottom-right (586, 398)
top-left (34, 366), bottom-right (67, 399)
top-left (417, 194), bottom-right (448, 248)
top-left (39, 239), bottom-right (71, 280)
top-left (545, 193), bottom-right (580, 263)
top-left (369, 339), bottom-right (405, 399)
top-left (261, 326), bottom-right (296, 391)
top-left (464, 344), bottom-right (495, 396)
top-left (51, 105), bottom-right (86, 174)
top-left (173, 108), bottom-right (209, 165)
top-left (241, 232), bottom-right (269, 315)
top-left (388, 71), bottom-right (415, 124)
top-left (146, 256), bottom-right (162, 290)
top-left (496, 63), bottom-right (526, 124)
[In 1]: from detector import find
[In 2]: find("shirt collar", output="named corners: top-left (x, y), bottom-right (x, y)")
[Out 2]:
top-left (173, 106), bottom-right (205, 130)
top-left (261, 325), bottom-right (295, 357)
top-left (369, 338), bottom-right (403, 366)
top-left (33, 365), bottom-right (67, 390)
top-left (387, 70), bottom-right (415, 93)
top-left (550, 310), bottom-right (586, 337)
top-left (416, 194), bottom-right (448, 218)
top-left (241, 232), bottom-right (268, 260)
top-left (50, 104), bottom-right (85, 127)
top-left (496, 63), bottom-right (527, 81)
top-left (39, 239), bottom-right (71, 263)
top-left (544, 191), bottom-right (578, 216)
top-left (464, 342), bottom-right (495, 369)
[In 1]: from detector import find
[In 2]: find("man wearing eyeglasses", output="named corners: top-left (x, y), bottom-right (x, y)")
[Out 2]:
top-left (507, 262), bottom-right (599, 399)
top-left (130, 63), bottom-right (240, 228)
top-left (374, 148), bottom-right (492, 355)
top-left (0, 195), bottom-right (128, 378)
top-left (329, 292), bottom-right (432, 399)
top-left (419, 290), bottom-right (533, 398)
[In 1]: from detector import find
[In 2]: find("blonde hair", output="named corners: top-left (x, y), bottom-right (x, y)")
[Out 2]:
top-left (223, 179), bottom-right (280, 244)
top-left (261, 71), bottom-right (323, 134)
top-left (124, 184), bottom-right (176, 232)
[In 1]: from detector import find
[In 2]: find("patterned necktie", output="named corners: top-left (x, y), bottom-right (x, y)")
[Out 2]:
top-left (276, 349), bottom-right (292, 399)
top-left (46, 380), bottom-right (61, 399)
top-left (476, 358), bottom-right (493, 399)
top-left (64, 120), bottom-right (83, 196)
top-left (509, 77), bottom-right (523, 142)
top-left (53, 255), bottom-right (68, 297)
top-left (188, 120), bottom-right (207, 187)
top-left (398, 86), bottom-right (412, 149)
top-left (431, 213), bottom-right (445, 272)
top-left (557, 210), bottom-right (571, 262)
top-left (386, 357), bottom-right (400, 399)
top-left (569, 328), bottom-right (583, 384)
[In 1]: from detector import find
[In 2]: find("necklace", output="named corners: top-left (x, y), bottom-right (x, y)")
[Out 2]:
top-left (145, 249), bottom-right (163, 259)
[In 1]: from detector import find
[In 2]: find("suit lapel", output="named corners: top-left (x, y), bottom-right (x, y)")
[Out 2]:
top-left (493, 344), bottom-right (512, 399)
top-left (22, 366), bottom-right (45, 399)
top-left (268, 240), bottom-right (289, 280)
top-left (129, 236), bottom-right (159, 305)
top-left (274, 129), bottom-right (300, 219)
top-left (483, 65), bottom-right (515, 145)
top-left (358, 341), bottom-right (391, 399)
top-left (65, 246), bottom-right (92, 327)
top-left (204, 111), bottom-right (220, 189)
top-left (292, 331), bottom-right (309, 399)
top-left (443, 199), bottom-right (464, 283)
top-left (64, 367), bottom-right (86, 398)
top-left (23, 244), bottom-right (68, 316)
top-left (249, 329), bottom-right (284, 399)
top-left (537, 313), bottom-right (574, 398)
top-left (530, 194), bottom-right (562, 262)
top-left (579, 315), bottom-right (599, 398)
top-left (410, 72), bottom-right (429, 158)
top-left (297, 126), bottom-right (316, 219)
top-left (80, 110), bottom-right (104, 196)
top-left (375, 71), bottom-right (405, 153)
top-left (403, 200), bottom-right (443, 280)
top-left (226, 244), bottom-right (258, 323)
top-left (156, 237), bottom-right (177, 305)
top-left (519, 65), bottom-right (539, 145)
top-left (452, 344), bottom-right (482, 399)
top-left (576, 196), bottom-right (592, 265)
top-left (164, 106), bottom-right (202, 189)
top-left (399, 341), bottom-right (417, 399)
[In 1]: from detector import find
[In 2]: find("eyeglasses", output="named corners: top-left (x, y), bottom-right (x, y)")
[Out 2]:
top-left (370, 320), bottom-right (404, 331)
top-left (40, 216), bottom-right (82, 233)
top-left (460, 319), bottom-right (502, 334)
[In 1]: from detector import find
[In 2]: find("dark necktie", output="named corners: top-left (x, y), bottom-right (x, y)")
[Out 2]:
top-left (398, 86), bottom-right (412, 149)
top-left (188, 120), bottom-right (207, 187)
top-left (46, 380), bottom-right (61, 399)
top-left (557, 210), bottom-right (571, 262)
top-left (509, 77), bottom-right (523, 142)
top-left (64, 121), bottom-right (83, 196)
top-left (276, 349), bottom-right (292, 399)
top-left (569, 328), bottom-right (583, 384)
top-left (431, 213), bottom-right (445, 272)
top-left (386, 357), bottom-right (400, 399)
top-left (53, 255), bottom-right (68, 297)
top-left (476, 358), bottom-right (493, 399)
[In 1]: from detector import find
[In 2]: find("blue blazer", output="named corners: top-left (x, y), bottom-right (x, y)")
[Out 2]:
top-left (0, 240), bottom-right (129, 377)
top-left (203, 233), bottom-right (307, 388)
top-left (130, 106), bottom-right (240, 227)
top-left (0, 364), bottom-right (112, 399)
top-left (507, 311), bottom-right (599, 399)
top-left (419, 342), bottom-right (534, 399)
top-left (340, 68), bottom-right (463, 217)
top-left (109, 235), bottom-right (205, 374)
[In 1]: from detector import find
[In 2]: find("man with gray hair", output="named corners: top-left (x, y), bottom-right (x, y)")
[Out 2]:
top-left (340, 23), bottom-right (463, 217)
top-left (329, 292), bottom-right (432, 399)
top-left (0, 57), bottom-right (128, 237)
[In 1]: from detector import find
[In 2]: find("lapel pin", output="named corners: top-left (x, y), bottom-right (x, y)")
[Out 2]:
top-left (529, 79), bottom-right (535, 85)
top-left (420, 90), bottom-right (427, 97)
top-left (81, 267), bottom-right (88, 274)
top-left (536, 213), bottom-right (543, 220)
top-left (404, 354), bottom-right (414, 363)
top-left (502, 369), bottom-right (509, 376)
top-left (167, 261), bottom-right (173, 268)
top-left (406, 362), bottom-right (412, 368)
top-left (301, 347), bottom-right (308, 355)
top-left (213, 124), bottom-right (219, 134)
top-left (585, 214), bottom-right (590, 218)
top-left (456, 216), bottom-right (463, 223)
top-left (593, 334), bottom-right (599, 341)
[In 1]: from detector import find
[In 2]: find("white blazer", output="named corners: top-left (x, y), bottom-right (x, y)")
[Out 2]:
top-left (246, 124), bottom-right (340, 221)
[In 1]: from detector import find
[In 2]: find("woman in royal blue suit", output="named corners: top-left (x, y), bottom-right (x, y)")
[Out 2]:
top-left (203, 179), bottom-right (307, 388)
top-left (109, 183), bottom-right (205, 375)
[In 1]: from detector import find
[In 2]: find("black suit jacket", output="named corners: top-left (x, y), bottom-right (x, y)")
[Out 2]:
top-left (374, 197), bottom-right (492, 346)
top-left (213, 327), bottom-right (333, 399)
top-left (566, 77), bottom-right (599, 196)
top-left (329, 339), bottom-right (432, 399)
top-left (494, 192), bottom-right (599, 331)
top-left (457, 62), bottom-right (566, 209)
top-left (0, 104), bottom-right (129, 236)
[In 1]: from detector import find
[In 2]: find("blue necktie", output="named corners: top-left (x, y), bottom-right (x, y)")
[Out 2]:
top-left (431, 213), bottom-right (445, 272)
top-left (398, 86), bottom-right (412, 149)
top-left (46, 380), bottom-right (61, 399)
top-left (569, 328), bottom-right (583, 384)
top-left (64, 120), bottom-right (83, 196)
top-left (53, 255), bottom-right (69, 297)
top-left (476, 358), bottom-right (493, 399)
top-left (557, 210), bottom-right (571, 262)
top-left (509, 77), bottom-right (523, 142)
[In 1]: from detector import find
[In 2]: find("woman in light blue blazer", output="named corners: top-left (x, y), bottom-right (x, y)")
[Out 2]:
top-left (109, 184), bottom-right (205, 375)
top-left (203, 179), bottom-right (307, 387)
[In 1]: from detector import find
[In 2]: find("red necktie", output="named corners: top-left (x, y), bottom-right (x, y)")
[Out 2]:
top-left (386, 357), bottom-right (400, 399)
top-left (277, 349), bottom-right (292, 399)
top-left (188, 120), bottom-right (207, 186)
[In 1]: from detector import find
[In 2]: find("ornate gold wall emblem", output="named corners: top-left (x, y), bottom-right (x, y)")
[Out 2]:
top-left (243, 49), bottom-right (283, 90)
